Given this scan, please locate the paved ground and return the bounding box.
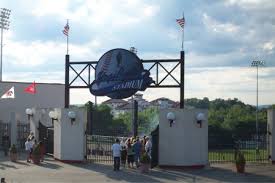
[1,152,275,183]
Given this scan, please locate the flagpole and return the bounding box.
[66,19,69,55]
[34,81,38,108]
[181,12,184,51]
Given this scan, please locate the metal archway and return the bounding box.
[64,51,185,108]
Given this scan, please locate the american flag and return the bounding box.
[176,17,185,28]
[63,22,69,36]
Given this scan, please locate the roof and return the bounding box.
[0,81,64,85]
[102,99,128,104]
[134,93,143,96]
[116,103,133,110]
[150,97,176,104]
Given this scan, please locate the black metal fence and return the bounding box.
[86,134,126,163]
[0,121,11,150]
[17,123,30,150]
[209,136,270,163]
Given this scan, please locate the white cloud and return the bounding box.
[203,13,239,34]
[4,37,102,67]
[262,41,274,54]
[3,71,64,83]
[225,0,275,10]
[5,40,63,66]
[186,51,244,67]
[31,0,159,28]
[31,0,70,17]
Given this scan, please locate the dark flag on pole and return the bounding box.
[176,13,185,51]
[63,20,69,54]
[176,17,185,29]
[63,22,69,36]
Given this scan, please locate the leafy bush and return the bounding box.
[9,144,17,153]
[235,151,246,165]
[140,153,150,164]
[32,144,40,156]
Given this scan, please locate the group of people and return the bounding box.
[24,132,45,163]
[112,136,152,171]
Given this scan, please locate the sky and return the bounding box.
[1,0,275,105]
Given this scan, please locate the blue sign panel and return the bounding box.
[90,48,154,99]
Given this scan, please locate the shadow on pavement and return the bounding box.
[0,162,17,170]
[70,163,197,182]
[38,161,63,170]
[70,162,275,182]
[158,164,275,182]
[14,161,31,166]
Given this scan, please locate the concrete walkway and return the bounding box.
[1,152,275,182]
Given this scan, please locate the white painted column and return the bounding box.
[29,108,39,140]
[159,109,208,168]
[54,108,85,162]
[10,112,17,146]
[267,109,275,164]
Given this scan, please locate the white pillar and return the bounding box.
[10,112,17,146]
[267,109,275,164]
[29,108,39,140]
[159,109,208,168]
[54,108,85,162]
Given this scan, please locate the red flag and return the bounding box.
[24,82,36,94]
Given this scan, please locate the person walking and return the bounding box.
[111,139,122,171]
[145,136,152,159]
[127,141,135,168]
[39,141,45,162]
[25,138,33,163]
[120,145,127,168]
[133,137,142,168]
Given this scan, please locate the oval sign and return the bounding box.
[90,48,154,99]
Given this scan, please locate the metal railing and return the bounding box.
[209,139,270,163]
[86,134,127,163]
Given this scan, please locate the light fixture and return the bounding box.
[0,8,11,81]
[68,111,76,125]
[49,111,58,125]
[166,112,176,127]
[196,113,205,128]
[251,60,265,147]
[25,108,33,121]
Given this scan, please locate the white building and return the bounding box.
[0,81,65,123]
[150,97,177,109]
[101,93,151,117]
[127,93,150,109]
[0,81,65,149]
[101,99,128,117]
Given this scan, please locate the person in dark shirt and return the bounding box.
[133,137,142,168]
[120,145,127,168]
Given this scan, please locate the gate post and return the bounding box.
[86,101,93,135]
[65,54,70,108]
[132,100,138,137]
[267,109,275,164]
[180,51,185,109]
[10,112,17,147]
